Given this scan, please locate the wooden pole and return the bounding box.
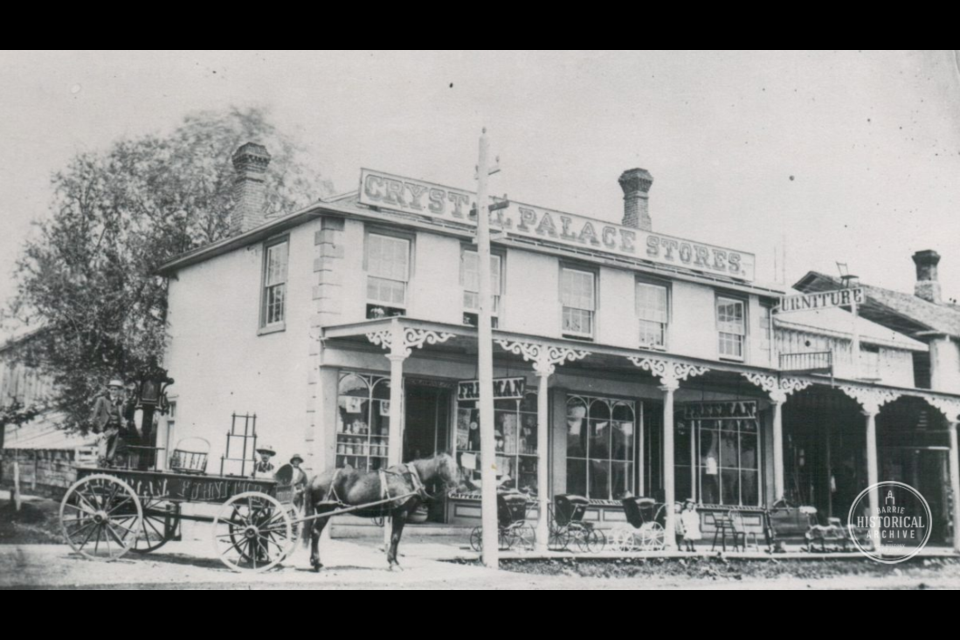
[476,128,498,569]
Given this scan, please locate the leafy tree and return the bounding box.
[9,106,330,433]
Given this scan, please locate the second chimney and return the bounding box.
[618,168,654,231]
[230,142,272,235]
[912,250,942,304]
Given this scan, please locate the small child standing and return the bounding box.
[680,499,702,552]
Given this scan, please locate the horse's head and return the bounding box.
[432,452,460,494]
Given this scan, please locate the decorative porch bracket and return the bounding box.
[838,385,902,416]
[741,373,812,404]
[496,340,590,375]
[923,396,960,423]
[365,324,456,358]
[627,356,710,388]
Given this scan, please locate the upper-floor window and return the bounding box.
[717,296,746,361]
[561,267,596,340]
[636,281,668,350]
[461,249,502,327]
[366,232,410,317]
[261,238,288,329]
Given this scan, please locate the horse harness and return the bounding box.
[380,463,430,505]
[321,463,429,512]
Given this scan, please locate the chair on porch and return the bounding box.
[711,510,744,552]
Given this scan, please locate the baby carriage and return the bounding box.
[470,491,535,552]
[548,494,606,553]
[611,496,668,552]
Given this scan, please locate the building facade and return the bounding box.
[157,144,960,549]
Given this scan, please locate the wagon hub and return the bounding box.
[93,511,109,524]
[244,525,259,539]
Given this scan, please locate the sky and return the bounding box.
[1,50,959,339]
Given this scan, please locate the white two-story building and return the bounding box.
[156,143,960,547]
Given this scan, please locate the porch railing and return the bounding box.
[779,351,833,375]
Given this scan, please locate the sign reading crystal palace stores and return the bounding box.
[359,169,756,282]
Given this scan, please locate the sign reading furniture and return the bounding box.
[778,288,865,313]
[359,169,757,282]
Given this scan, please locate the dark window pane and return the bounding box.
[589,459,610,500]
[721,469,740,506]
[742,471,759,506]
[567,458,587,497]
[740,434,758,471]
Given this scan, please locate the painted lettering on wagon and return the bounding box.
[359,169,756,282]
[128,477,268,502]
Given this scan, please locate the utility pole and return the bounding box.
[476,128,498,569]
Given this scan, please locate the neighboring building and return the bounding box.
[0,329,96,497]
[156,143,960,549]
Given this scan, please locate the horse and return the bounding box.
[302,452,460,571]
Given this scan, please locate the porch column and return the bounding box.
[497,340,590,553]
[864,409,881,553]
[630,357,709,553]
[772,399,785,502]
[535,370,550,552]
[385,322,407,549]
[661,381,679,551]
[949,421,960,553]
[740,374,811,505]
[365,319,455,550]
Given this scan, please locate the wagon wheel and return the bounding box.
[640,522,665,551]
[577,527,606,553]
[469,527,482,552]
[611,526,636,552]
[60,474,143,561]
[213,492,296,573]
[130,497,181,553]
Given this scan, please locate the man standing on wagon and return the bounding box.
[92,379,126,467]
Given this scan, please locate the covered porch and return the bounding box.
[318,317,960,555]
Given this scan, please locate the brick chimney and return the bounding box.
[230,142,271,234]
[618,168,653,231]
[912,250,942,304]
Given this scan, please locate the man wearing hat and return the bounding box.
[289,453,308,511]
[254,444,276,477]
[92,379,126,466]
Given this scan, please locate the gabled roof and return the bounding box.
[794,272,960,339]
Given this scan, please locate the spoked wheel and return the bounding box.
[640,523,665,551]
[60,474,143,561]
[498,527,516,550]
[469,527,482,552]
[512,524,537,553]
[213,492,296,573]
[131,497,180,553]
[549,526,570,551]
[611,526,636,552]
[576,527,606,553]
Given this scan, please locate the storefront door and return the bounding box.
[404,383,451,523]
